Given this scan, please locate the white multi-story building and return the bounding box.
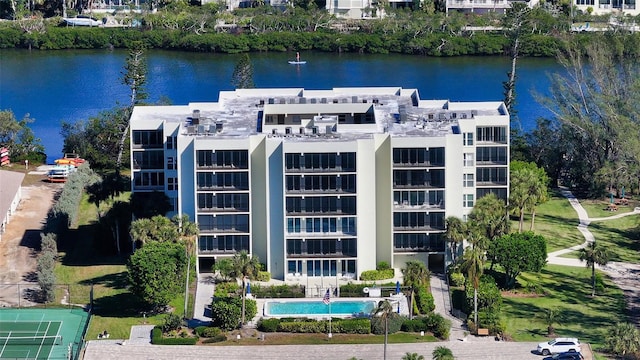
[446,0,540,14]
[129,87,509,280]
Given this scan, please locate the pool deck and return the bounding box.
[193,271,411,327]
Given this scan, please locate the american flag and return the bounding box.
[322,288,331,305]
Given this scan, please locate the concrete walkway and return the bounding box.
[547,187,640,326]
[189,273,216,328]
[547,187,640,267]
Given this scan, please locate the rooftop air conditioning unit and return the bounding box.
[285,127,292,135]
[192,110,200,125]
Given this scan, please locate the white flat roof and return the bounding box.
[130,87,509,141]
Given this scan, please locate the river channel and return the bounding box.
[0,49,562,161]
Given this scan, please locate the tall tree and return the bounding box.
[488,232,547,288]
[372,299,394,360]
[231,53,255,89]
[0,110,44,162]
[231,250,260,326]
[509,161,549,232]
[537,35,640,196]
[130,215,180,249]
[127,241,186,310]
[502,2,532,117]
[445,216,466,262]
[118,42,148,173]
[460,246,485,326]
[467,193,509,251]
[579,241,611,297]
[173,214,199,319]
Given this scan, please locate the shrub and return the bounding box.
[401,318,426,332]
[360,269,394,281]
[201,334,227,343]
[151,326,197,345]
[250,284,305,298]
[214,281,240,298]
[210,299,242,330]
[162,313,182,333]
[424,313,450,340]
[257,318,280,332]
[449,272,465,287]
[415,285,435,314]
[464,275,502,314]
[332,318,371,334]
[371,313,405,335]
[256,271,271,282]
[201,327,222,338]
[278,320,326,333]
[377,261,390,270]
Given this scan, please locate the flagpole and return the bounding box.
[328,286,332,338]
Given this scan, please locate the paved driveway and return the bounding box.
[85,341,544,360]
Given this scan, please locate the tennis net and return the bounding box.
[0,335,62,346]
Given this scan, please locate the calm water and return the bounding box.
[265,299,377,316]
[0,49,562,162]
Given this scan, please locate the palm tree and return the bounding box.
[579,241,611,297]
[432,346,454,360]
[372,299,394,360]
[173,215,198,319]
[605,322,640,357]
[528,166,549,231]
[445,216,466,262]
[459,246,485,327]
[231,250,260,326]
[402,352,425,360]
[537,307,561,336]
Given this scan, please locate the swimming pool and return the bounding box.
[264,299,377,318]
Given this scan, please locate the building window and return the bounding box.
[463,132,474,146]
[166,136,176,149]
[168,177,178,191]
[463,174,474,187]
[463,194,474,208]
[477,126,507,143]
[167,157,175,170]
[463,153,474,167]
[132,130,163,148]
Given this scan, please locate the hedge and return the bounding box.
[360,269,395,281]
[400,314,450,340]
[271,318,371,334]
[151,327,198,345]
[250,284,305,298]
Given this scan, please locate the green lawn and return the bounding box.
[588,216,640,263]
[502,264,626,353]
[520,192,584,252]
[55,193,196,340]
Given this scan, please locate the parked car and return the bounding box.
[549,352,585,360]
[537,338,581,355]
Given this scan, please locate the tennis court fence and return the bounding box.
[0,283,93,309]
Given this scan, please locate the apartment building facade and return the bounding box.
[129,87,509,280]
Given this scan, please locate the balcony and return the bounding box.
[393,224,446,231]
[393,201,445,210]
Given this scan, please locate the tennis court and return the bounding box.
[0,308,90,360]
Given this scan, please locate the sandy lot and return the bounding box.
[0,182,61,306]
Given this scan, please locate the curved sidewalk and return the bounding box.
[547,187,640,267]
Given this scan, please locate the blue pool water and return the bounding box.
[265,300,377,317]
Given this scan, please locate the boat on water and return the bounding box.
[62,16,103,27]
